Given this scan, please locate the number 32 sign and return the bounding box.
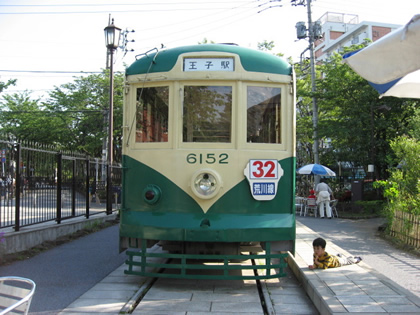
[244,159,284,201]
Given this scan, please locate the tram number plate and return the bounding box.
[249,159,279,179]
[186,153,229,164]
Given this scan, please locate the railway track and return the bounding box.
[123,257,318,314]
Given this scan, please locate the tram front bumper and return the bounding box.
[120,212,295,243]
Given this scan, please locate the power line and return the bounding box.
[0,1,252,7]
[139,5,257,45]
[0,110,104,114]
[0,70,103,74]
[0,1,257,15]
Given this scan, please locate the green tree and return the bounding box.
[0,78,16,94]
[0,71,124,162]
[0,92,63,143]
[257,40,275,51]
[375,136,420,235]
[407,107,420,140]
[294,58,316,168]
[198,38,215,44]
[314,48,418,179]
[46,71,124,161]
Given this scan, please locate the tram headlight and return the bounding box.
[191,169,222,199]
[143,184,161,205]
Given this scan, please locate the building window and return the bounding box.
[351,35,359,44]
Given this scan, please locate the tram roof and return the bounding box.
[126,44,292,76]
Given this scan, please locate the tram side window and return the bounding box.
[183,86,232,143]
[136,87,169,142]
[247,86,281,144]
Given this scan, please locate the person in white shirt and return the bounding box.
[315,180,334,218]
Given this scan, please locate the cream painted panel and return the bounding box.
[129,148,290,213]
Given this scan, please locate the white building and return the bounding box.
[314,12,401,62]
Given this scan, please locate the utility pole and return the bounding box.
[306,0,319,166]
[294,0,322,184]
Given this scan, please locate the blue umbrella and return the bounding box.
[297,164,336,176]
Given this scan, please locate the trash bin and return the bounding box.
[351,180,363,211]
[351,180,363,201]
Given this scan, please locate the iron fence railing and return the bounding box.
[0,140,121,231]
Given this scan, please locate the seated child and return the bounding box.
[308,237,362,270]
[308,189,316,200]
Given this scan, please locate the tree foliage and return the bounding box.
[295,43,419,179]
[0,71,124,162]
[0,92,63,144]
[375,136,420,224]
[0,79,16,94]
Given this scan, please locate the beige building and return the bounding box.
[314,12,401,62]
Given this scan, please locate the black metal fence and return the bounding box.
[0,140,121,231]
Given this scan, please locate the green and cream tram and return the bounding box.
[120,44,296,279]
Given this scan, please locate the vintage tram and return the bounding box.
[120,44,296,279]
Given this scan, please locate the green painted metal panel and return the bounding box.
[126,44,292,76]
[120,155,295,242]
[120,213,294,242]
[124,240,288,280]
[121,155,202,214]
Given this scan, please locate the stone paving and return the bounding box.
[290,221,420,314]
[58,245,316,314]
[56,220,420,314]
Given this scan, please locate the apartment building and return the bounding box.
[314,12,401,62]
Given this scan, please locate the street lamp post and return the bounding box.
[104,18,121,214]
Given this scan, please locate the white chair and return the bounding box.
[330,199,339,218]
[303,198,317,217]
[295,197,305,216]
[0,277,36,315]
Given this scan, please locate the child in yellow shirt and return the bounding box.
[309,237,362,269]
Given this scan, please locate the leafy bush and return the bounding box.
[354,200,385,214]
[375,136,420,224]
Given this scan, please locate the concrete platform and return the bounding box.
[55,220,420,314]
[3,216,420,314]
[288,221,420,314]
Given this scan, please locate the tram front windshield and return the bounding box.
[134,85,281,145]
[183,86,232,143]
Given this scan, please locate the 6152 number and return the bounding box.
[186,153,228,164]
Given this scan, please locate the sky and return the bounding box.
[0,0,419,101]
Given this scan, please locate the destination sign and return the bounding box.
[184,58,234,72]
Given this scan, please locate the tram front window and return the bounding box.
[136,87,169,142]
[183,86,232,143]
[247,86,281,144]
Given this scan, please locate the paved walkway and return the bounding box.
[290,221,420,314]
[2,216,420,314]
[58,244,318,315]
[298,215,420,299]
[56,221,420,314]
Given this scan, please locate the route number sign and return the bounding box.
[249,159,279,179]
[244,159,284,201]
